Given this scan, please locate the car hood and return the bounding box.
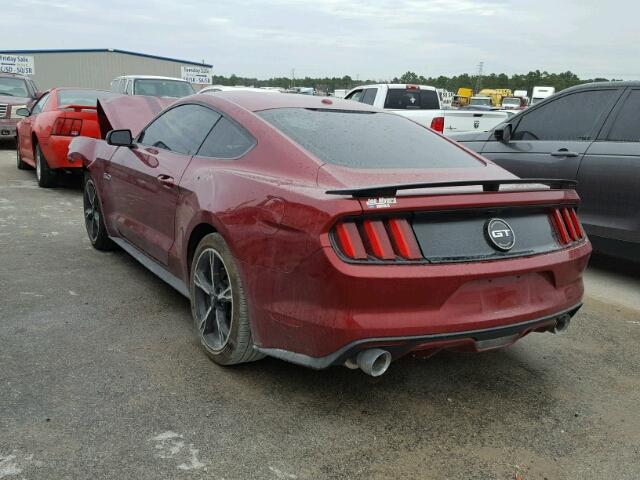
[97,95,176,138]
[0,94,31,105]
[447,130,493,142]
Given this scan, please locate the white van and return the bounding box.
[530,86,556,105]
[110,75,195,98]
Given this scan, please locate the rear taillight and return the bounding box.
[52,118,83,136]
[551,207,585,245]
[333,218,422,262]
[430,116,445,133]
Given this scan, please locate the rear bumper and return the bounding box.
[0,118,17,138]
[40,136,81,169]
[257,303,582,369]
[247,239,591,360]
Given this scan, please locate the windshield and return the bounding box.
[257,108,481,169]
[502,98,520,106]
[384,88,440,109]
[470,97,491,106]
[134,79,195,97]
[57,89,120,106]
[0,77,29,97]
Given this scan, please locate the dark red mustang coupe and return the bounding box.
[69,92,591,376]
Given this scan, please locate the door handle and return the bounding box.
[157,174,175,187]
[550,149,579,158]
[103,172,111,181]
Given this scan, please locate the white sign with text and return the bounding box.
[0,55,35,75]
[181,65,212,84]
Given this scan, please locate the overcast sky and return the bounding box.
[3,0,639,80]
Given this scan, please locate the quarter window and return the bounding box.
[139,104,221,155]
[197,117,255,159]
[607,90,640,142]
[512,90,617,141]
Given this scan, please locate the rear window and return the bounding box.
[134,79,195,98]
[384,88,439,110]
[57,89,120,106]
[257,108,481,169]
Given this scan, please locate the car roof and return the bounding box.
[562,80,640,92]
[0,72,31,80]
[353,84,437,91]
[194,91,379,113]
[113,75,188,81]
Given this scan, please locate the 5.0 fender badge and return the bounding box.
[366,197,397,209]
[485,218,516,251]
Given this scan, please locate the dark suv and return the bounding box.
[450,81,640,262]
[0,73,40,143]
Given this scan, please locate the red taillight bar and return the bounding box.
[387,218,422,259]
[568,208,583,238]
[362,220,395,260]
[335,222,367,259]
[551,209,570,244]
[561,208,578,241]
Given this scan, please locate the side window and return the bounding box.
[139,104,221,155]
[197,117,255,159]
[512,90,618,141]
[126,80,134,95]
[607,90,640,142]
[345,89,364,102]
[30,92,50,115]
[361,88,377,105]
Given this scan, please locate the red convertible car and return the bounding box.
[15,88,119,187]
[69,92,591,376]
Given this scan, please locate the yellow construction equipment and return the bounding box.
[453,87,473,107]
[477,89,513,107]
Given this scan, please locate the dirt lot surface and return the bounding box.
[1,146,638,479]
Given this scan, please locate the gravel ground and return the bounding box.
[1,145,638,480]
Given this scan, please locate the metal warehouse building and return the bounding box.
[0,49,212,90]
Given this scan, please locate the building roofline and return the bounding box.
[0,49,212,68]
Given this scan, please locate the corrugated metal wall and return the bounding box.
[26,51,202,90]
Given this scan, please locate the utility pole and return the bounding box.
[475,61,484,94]
[291,68,295,88]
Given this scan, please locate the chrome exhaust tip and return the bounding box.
[356,349,392,377]
[551,314,571,334]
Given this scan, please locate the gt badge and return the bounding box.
[473,120,480,129]
[485,218,515,251]
[366,197,397,209]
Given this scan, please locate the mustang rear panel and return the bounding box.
[412,207,560,262]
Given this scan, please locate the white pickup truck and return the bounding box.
[344,84,509,135]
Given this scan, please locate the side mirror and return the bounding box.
[15,108,30,117]
[494,123,512,143]
[106,129,134,147]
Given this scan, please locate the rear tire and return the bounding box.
[190,233,264,366]
[16,137,30,170]
[83,173,115,251]
[35,144,57,188]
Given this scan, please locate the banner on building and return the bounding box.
[181,65,212,84]
[0,55,35,75]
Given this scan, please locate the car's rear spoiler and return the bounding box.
[59,104,97,111]
[325,179,577,198]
